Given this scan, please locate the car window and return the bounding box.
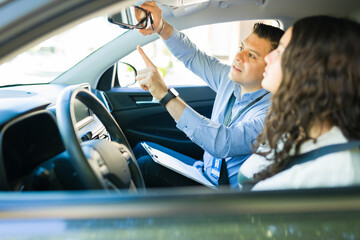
[0,16,125,87]
[121,19,281,87]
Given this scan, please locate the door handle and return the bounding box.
[135,97,160,106]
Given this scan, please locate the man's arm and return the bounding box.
[138,1,228,92]
[137,46,269,157]
[176,105,269,157]
[136,46,186,120]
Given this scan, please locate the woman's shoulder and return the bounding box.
[299,126,348,153]
[237,146,273,190]
[252,139,360,191]
[239,153,271,179]
[251,127,360,191]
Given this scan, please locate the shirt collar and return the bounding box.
[233,85,269,102]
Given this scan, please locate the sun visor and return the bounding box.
[213,0,265,8]
[168,2,209,17]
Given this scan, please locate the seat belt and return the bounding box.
[241,140,360,191]
[285,140,360,170]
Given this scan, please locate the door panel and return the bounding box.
[105,86,216,159]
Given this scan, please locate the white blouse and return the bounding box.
[238,126,360,191]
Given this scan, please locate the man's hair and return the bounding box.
[252,23,284,51]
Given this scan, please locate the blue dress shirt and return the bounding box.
[164,28,271,188]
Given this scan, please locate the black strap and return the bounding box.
[218,158,230,185]
[285,140,360,170]
[219,91,269,185]
[223,92,269,127]
[241,140,360,192]
[223,93,236,126]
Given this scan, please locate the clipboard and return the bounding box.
[141,142,217,189]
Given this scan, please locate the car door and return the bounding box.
[93,29,217,159]
[102,77,215,160]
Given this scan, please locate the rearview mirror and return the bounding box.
[108,6,148,29]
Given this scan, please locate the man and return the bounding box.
[134,1,284,188]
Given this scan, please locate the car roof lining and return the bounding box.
[1,0,359,87]
[54,0,360,88]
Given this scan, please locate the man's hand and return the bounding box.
[138,1,173,39]
[136,45,168,100]
[139,1,163,35]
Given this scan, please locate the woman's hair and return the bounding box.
[253,16,360,181]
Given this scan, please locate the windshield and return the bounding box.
[0,16,125,87]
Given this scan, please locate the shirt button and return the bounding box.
[183,126,188,131]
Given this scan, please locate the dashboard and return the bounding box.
[0,83,111,191]
[1,111,64,190]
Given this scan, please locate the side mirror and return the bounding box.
[108,6,148,29]
[117,62,137,87]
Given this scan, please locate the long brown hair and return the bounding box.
[253,16,360,181]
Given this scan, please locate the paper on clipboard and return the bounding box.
[141,142,216,189]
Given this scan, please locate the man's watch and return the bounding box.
[159,88,179,106]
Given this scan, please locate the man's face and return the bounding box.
[228,33,272,90]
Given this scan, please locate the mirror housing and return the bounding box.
[117,62,137,87]
[108,6,148,29]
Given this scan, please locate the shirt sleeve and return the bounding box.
[176,105,267,158]
[164,28,229,92]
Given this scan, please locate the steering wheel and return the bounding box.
[56,85,145,191]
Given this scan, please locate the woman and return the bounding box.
[238,16,360,190]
